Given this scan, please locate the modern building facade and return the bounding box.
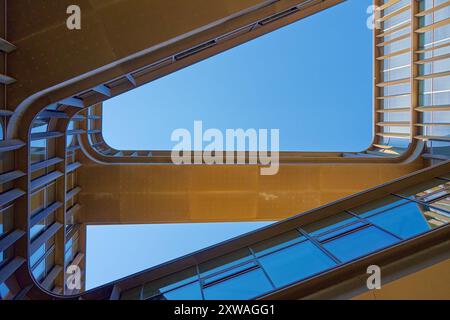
[0,0,448,300]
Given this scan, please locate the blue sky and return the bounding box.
[86,0,373,290]
[103,0,373,152]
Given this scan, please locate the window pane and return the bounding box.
[30,244,46,267]
[142,267,198,299]
[0,206,13,238]
[32,260,46,281]
[323,226,399,262]
[396,179,450,202]
[151,282,202,300]
[349,195,410,218]
[30,220,45,241]
[302,212,358,236]
[420,207,450,228]
[199,248,252,277]
[366,201,431,239]
[203,262,258,286]
[203,267,272,300]
[258,240,336,288]
[0,283,12,300]
[430,195,450,213]
[251,230,306,257]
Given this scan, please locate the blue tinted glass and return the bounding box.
[30,244,45,267]
[349,196,410,218]
[142,267,198,299]
[199,248,252,277]
[323,226,399,262]
[303,212,358,237]
[317,221,367,242]
[32,260,45,281]
[203,268,273,300]
[367,202,430,239]
[65,250,74,265]
[0,283,11,299]
[159,282,203,300]
[252,230,306,257]
[65,238,73,253]
[30,222,45,241]
[259,240,336,288]
[204,262,257,286]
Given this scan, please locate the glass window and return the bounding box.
[30,243,46,267]
[366,201,431,239]
[0,247,13,269]
[349,195,410,218]
[430,194,450,212]
[32,260,46,281]
[30,139,46,164]
[0,206,13,238]
[142,267,198,299]
[203,267,272,300]
[258,240,336,288]
[150,282,203,300]
[322,226,399,262]
[420,206,450,228]
[251,230,305,257]
[203,261,258,286]
[316,221,367,242]
[30,219,45,241]
[199,248,252,277]
[0,283,12,300]
[302,212,358,237]
[396,179,450,202]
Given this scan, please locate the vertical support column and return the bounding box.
[1,0,6,116]
[410,0,420,146]
[373,0,382,145]
[53,112,69,294]
[14,106,33,290]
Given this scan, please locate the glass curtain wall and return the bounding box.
[120,175,449,300]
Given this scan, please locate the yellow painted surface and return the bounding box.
[353,259,450,300]
[7,0,307,106]
[79,157,424,224]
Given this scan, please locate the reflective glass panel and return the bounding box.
[323,226,399,262]
[32,260,46,281]
[259,240,336,288]
[203,267,272,300]
[396,179,450,202]
[349,195,410,218]
[251,230,306,257]
[142,267,198,299]
[151,281,203,300]
[302,212,358,237]
[199,248,252,277]
[0,283,12,300]
[366,201,431,239]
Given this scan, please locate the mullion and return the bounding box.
[345,210,403,241]
[248,247,276,290]
[196,264,205,300]
[307,219,368,240]
[392,193,450,214]
[296,228,341,264]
